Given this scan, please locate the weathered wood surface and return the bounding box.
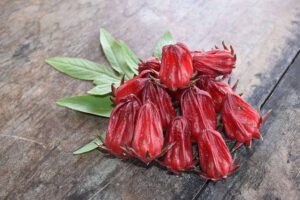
[198,52,300,200]
[0,0,300,199]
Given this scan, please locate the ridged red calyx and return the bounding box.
[181,85,217,141]
[197,129,238,181]
[112,70,150,103]
[198,78,237,112]
[221,93,271,150]
[141,80,176,130]
[104,95,141,157]
[160,43,193,90]
[138,57,161,73]
[192,42,236,77]
[130,101,164,164]
[161,117,195,173]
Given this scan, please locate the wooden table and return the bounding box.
[1,1,300,199]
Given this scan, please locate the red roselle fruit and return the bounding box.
[142,80,176,130]
[181,85,217,141]
[221,93,271,150]
[192,42,236,77]
[138,57,161,73]
[129,101,164,164]
[103,95,141,157]
[160,43,193,90]
[198,77,238,112]
[197,129,239,181]
[112,70,151,103]
[160,117,195,173]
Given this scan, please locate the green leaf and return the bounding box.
[100,29,123,73]
[73,133,106,155]
[100,28,139,78]
[46,57,120,81]
[73,138,101,154]
[56,95,114,117]
[153,31,176,58]
[88,84,113,95]
[120,41,139,65]
[89,74,121,95]
[119,41,139,74]
[93,74,121,85]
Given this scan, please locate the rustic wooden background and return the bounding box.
[1,0,300,199]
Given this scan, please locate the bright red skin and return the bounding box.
[105,95,141,157]
[141,81,176,130]
[181,85,217,141]
[192,49,236,77]
[132,101,164,164]
[162,117,194,173]
[197,129,238,181]
[221,93,261,146]
[160,43,193,90]
[198,78,233,112]
[112,70,150,103]
[138,57,161,73]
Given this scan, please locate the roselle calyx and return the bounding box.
[197,129,238,181]
[141,80,176,130]
[198,77,238,112]
[221,93,271,150]
[160,117,195,173]
[129,101,164,164]
[103,95,141,157]
[181,85,217,141]
[112,70,151,103]
[138,57,161,73]
[160,43,193,90]
[192,42,236,77]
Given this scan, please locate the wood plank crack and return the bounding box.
[259,49,300,109]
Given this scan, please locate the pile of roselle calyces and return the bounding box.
[98,42,271,181]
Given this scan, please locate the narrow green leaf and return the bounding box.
[73,133,106,155]
[93,74,121,85]
[46,57,120,81]
[89,74,121,95]
[119,41,139,74]
[56,95,114,117]
[100,29,123,73]
[73,138,101,154]
[154,31,176,58]
[88,84,113,95]
[100,28,139,78]
[120,41,139,64]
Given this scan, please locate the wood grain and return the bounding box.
[0,0,300,199]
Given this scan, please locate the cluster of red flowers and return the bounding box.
[99,42,270,181]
